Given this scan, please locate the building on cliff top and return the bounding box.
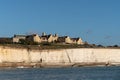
[57,36,73,44]
[41,33,58,43]
[57,36,83,44]
[26,34,41,43]
[13,35,26,43]
[12,33,84,45]
[71,38,84,44]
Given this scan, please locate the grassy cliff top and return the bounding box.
[0,43,120,50]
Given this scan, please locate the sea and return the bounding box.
[0,66,120,80]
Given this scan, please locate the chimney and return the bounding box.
[55,34,58,37]
[42,32,46,36]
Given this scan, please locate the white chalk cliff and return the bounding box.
[0,46,120,67]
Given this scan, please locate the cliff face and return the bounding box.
[0,46,120,67]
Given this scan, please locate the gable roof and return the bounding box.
[14,35,26,37]
[57,36,68,42]
[71,38,80,41]
[26,34,38,38]
[41,34,52,39]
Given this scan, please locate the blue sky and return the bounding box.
[0,0,120,45]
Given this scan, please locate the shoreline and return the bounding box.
[0,62,119,68]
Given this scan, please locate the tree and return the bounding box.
[113,45,119,47]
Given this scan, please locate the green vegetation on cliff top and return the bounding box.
[0,42,119,50]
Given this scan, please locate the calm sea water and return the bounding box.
[0,66,120,80]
